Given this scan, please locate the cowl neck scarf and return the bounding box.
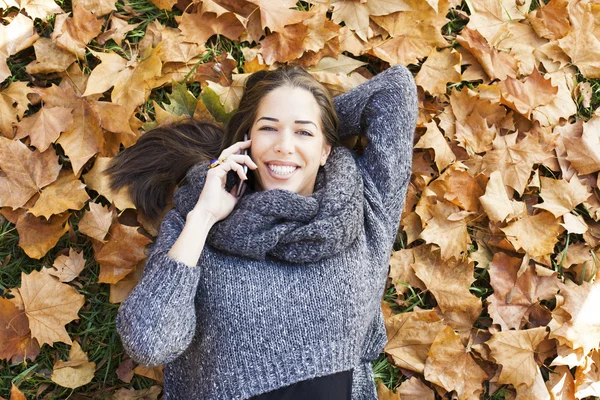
[174,146,364,263]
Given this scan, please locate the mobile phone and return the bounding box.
[236,133,249,197]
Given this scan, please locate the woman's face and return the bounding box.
[249,85,332,196]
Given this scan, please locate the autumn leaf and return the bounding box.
[78,201,115,242]
[178,10,245,47]
[134,364,163,382]
[94,221,152,284]
[205,73,250,114]
[19,0,63,20]
[428,164,484,212]
[27,169,89,219]
[111,386,162,400]
[487,327,548,388]
[0,81,32,138]
[563,116,600,175]
[415,48,461,96]
[414,121,456,173]
[501,211,564,258]
[384,309,446,374]
[260,22,309,65]
[487,252,559,330]
[499,68,558,119]
[47,248,86,282]
[19,269,85,346]
[25,37,76,75]
[0,137,61,209]
[479,171,524,223]
[397,377,435,400]
[418,200,472,261]
[14,106,73,152]
[0,298,31,361]
[549,279,600,356]
[51,2,104,58]
[0,13,39,83]
[456,27,517,81]
[9,384,26,400]
[526,0,570,40]
[574,350,600,398]
[424,326,488,399]
[51,341,96,389]
[557,11,600,78]
[533,177,590,218]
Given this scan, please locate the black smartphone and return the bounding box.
[236,133,249,198]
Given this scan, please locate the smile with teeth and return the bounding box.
[267,164,298,176]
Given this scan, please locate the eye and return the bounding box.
[259,126,276,131]
[297,130,313,137]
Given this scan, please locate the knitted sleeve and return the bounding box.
[333,64,418,217]
[116,208,203,366]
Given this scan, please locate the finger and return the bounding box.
[220,138,252,159]
[226,154,258,169]
[222,159,248,181]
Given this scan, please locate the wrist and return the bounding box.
[187,207,218,226]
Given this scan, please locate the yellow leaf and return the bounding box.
[27,169,89,219]
[82,157,136,211]
[51,341,96,389]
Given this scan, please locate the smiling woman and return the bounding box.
[106,64,418,400]
[250,86,332,195]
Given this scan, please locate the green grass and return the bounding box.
[0,216,157,399]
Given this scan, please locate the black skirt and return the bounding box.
[248,369,353,400]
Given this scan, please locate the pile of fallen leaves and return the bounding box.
[0,0,599,398]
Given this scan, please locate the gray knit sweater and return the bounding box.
[116,65,418,399]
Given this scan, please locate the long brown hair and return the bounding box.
[106,65,340,220]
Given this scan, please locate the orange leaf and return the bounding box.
[534,177,590,218]
[499,68,558,119]
[15,106,73,152]
[179,11,244,46]
[415,48,461,96]
[397,377,435,399]
[82,157,135,211]
[27,169,89,219]
[417,201,472,261]
[78,202,115,242]
[501,211,565,258]
[0,298,30,361]
[19,270,85,347]
[563,116,600,175]
[15,211,71,259]
[0,81,33,138]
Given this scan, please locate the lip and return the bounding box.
[265,164,299,180]
[265,161,300,167]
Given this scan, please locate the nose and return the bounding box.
[273,129,295,155]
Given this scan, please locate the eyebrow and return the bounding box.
[257,116,317,129]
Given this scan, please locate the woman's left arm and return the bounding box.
[333,65,418,216]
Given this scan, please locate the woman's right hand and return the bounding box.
[191,138,257,222]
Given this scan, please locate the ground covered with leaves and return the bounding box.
[0,0,599,399]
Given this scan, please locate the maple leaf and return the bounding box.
[456,27,517,81]
[205,73,250,114]
[481,132,550,195]
[260,22,309,65]
[301,4,340,54]
[19,270,85,347]
[487,327,548,388]
[549,279,600,356]
[109,260,144,304]
[179,10,245,47]
[464,0,530,45]
[501,211,564,258]
[78,202,115,242]
[112,386,162,400]
[418,200,472,261]
[47,248,86,283]
[83,51,131,97]
[415,48,461,96]
[14,211,71,259]
[97,15,141,46]
[370,0,448,66]
[563,116,600,175]
[19,0,63,19]
[533,177,590,218]
[95,221,152,284]
[487,252,559,330]
[384,309,446,374]
[389,248,426,297]
[412,245,482,335]
[0,137,61,209]
[479,171,524,223]
[82,157,135,210]
[78,0,117,16]
[148,0,176,10]
[0,81,32,138]
[414,121,456,173]
[26,169,89,219]
[51,341,96,389]
[14,106,73,152]
[546,365,575,400]
[428,164,484,212]
[499,68,558,119]
[557,12,600,78]
[531,69,578,127]
[0,13,39,82]
[397,377,435,400]
[424,326,488,399]
[51,2,104,58]
[9,384,26,400]
[56,98,104,175]
[526,0,570,40]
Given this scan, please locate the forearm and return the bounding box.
[168,208,217,267]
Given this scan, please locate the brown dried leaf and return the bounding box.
[15,211,71,259]
[414,121,456,173]
[557,12,600,78]
[397,377,435,400]
[0,13,39,82]
[25,37,76,75]
[259,22,309,65]
[384,309,446,374]
[0,137,61,209]
[487,327,548,388]
[51,2,104,58]
[563,116,600,175]
[0,297,30,361]
[82,157,136,211]
[20,270,85,346]
[51,341,96,389]
[418,201,472,261]
[456,27,517,81]
[424,326,487,399]
[534,177,590,217]
[27,169,89,219]
[499,69,558,119]
[0,81,33,138]
[415,48,461,96]
[15,106,73,152]
[179,10,244,46]
[79,202,115,242]
[501,211,565,258]
[47,248,86,283]
[95,221,152,284]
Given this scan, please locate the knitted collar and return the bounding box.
[174,146,364,263]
